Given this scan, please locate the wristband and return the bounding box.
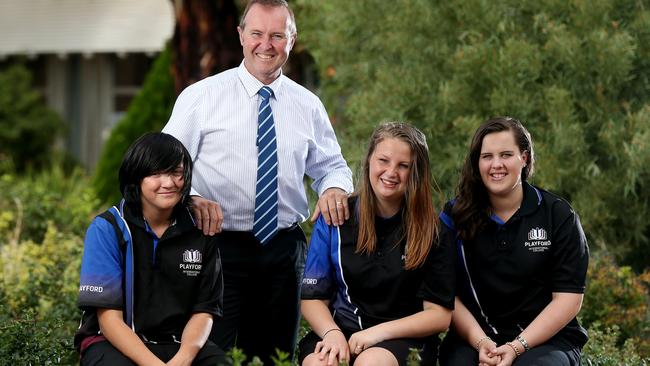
[321,328,342,338]
[506,341,521,357]
[516,335,530,351]
[474,336,492,351]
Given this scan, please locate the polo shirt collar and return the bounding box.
[237,61,284,100]
[121,201,195,235]
[518,181,542,217]
[489,182,541,225]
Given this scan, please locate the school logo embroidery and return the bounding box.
[183,249,202,263]
[180,249,203,276]
[527,227,547,240]
[524,227,551,253]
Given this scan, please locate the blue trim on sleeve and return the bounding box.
[301,216,335,297]
[108,202,135,330]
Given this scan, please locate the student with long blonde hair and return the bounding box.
[299,122,455,366]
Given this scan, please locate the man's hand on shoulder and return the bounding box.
[310,188,350,226]
[191,196,223,236]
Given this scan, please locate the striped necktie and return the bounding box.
[253,86,278,245]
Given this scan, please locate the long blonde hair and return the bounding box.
[355,122,438,270]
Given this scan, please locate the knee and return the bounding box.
[302,353,330,366]
[353,348,398,366]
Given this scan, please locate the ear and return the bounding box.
[237,26,245,46]
[522,150,529,166]
[288,33,297,51]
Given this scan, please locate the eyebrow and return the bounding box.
[480,150,515,155]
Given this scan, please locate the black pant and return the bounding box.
[439,331,582,366]
[80,340,225,365]
[210,225,307,365]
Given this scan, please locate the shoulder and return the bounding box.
[439,199,456,230]
[534,185,577,219]
[279,76,325,108]
[177,68,240,101]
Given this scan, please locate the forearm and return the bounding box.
[516,292,583,349]
[301,299,339,337]
[171,312,214,365]
[450,297,495,348]
[97,309,164,366]
[373,301,451,340]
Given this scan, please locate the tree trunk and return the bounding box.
[170,0,241,96]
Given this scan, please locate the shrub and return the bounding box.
[0,309,75,365]
[0,224,82,321]
[0,224,82,364]
[582,254,650,357]
[0,63,66,172]
[0,167,99,244]
[582,323,649,365]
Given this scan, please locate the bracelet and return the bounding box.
[506,341,521,357]
[321,328,342,338]
[474,336,492,351]
[516,335,530,351]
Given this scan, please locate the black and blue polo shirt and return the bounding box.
[440,182,589,346]
[75,200,223,349]
[301,197,455,332]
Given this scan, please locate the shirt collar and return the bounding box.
[518,181,542,216]
[237,61,284,100]
[122,201,195,234]
[488,181,541,225]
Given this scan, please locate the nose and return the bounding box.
[386,165,398,176]
[259,36,273,49]
[492,156,505,167]
[159,173,175,186]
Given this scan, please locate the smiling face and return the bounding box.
[140,165,185,219]
[478,130,528,201]
[238,3,295,84]
[369,137,413,217]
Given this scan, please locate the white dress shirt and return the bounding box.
[163,62,353,231]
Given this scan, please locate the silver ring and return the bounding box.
[336,201,343,206]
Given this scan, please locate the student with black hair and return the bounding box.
[74,132,225,366]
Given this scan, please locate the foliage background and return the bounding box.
[295,0,650,271]
[1,0,649,364]
[0,64,66,172]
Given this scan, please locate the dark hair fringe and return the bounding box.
[118,132,193,214]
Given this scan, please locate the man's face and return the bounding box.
[238,4,296,85]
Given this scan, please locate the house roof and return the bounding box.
[0,0,175,57]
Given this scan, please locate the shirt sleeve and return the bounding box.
[550,200,589,293]
[78,217,124,310]
[192,236,224,319]
[162,84,205,197]
[305,99,353,196]
[301,216,337,299]
[417,218,457,310]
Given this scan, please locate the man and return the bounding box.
[162,0,353,363]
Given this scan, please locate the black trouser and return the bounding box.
[209,225,307,365]
[80,340,225,365]
[439,330,582,366]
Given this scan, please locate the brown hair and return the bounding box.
[452,116,535,241]
[239,0,296,34]
[355,122,438,270]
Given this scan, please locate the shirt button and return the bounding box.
[501,241,506,246]
[377,251,383,257]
